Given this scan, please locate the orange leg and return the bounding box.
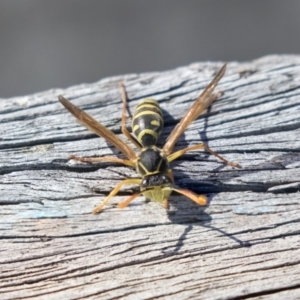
[173,188,207,206]
[119,83,142,149]
[117,192,143,209]
[163,198,169,209]
[69,154,136,167]
[93,178,142,214]
[167,143,240,168]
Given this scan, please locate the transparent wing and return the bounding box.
[58,95,137,160]
[163,64,227,155]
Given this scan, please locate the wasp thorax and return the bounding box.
[136,148,169,176]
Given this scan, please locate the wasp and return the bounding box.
[58,64,239,214]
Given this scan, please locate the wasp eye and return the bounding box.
[161,175,170,183]
[142,178,149,186]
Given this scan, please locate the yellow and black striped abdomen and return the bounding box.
[132,99,164,147]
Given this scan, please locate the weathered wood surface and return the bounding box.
[1,55,300,299]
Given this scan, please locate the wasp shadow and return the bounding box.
[160,104,250,254]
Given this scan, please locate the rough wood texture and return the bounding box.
[1,55,300,299]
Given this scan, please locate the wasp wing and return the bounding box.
[163,64,227,155]
[58,95,137,160]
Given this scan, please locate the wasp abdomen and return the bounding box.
[132,99,163,147]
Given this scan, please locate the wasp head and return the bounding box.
[140,173,173,203]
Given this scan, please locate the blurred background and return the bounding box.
[1,0,300,98]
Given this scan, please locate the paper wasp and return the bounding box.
[58,64,239,214]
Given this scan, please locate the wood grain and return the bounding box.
[1,55,300,299]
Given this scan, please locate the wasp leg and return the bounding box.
[119,83,142,149]
[93,178,142,214]
[69,154,136,167]
[173,188,207,206]
[118,191,143,209]
[167,143,240,168]
[163,198,169,209]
